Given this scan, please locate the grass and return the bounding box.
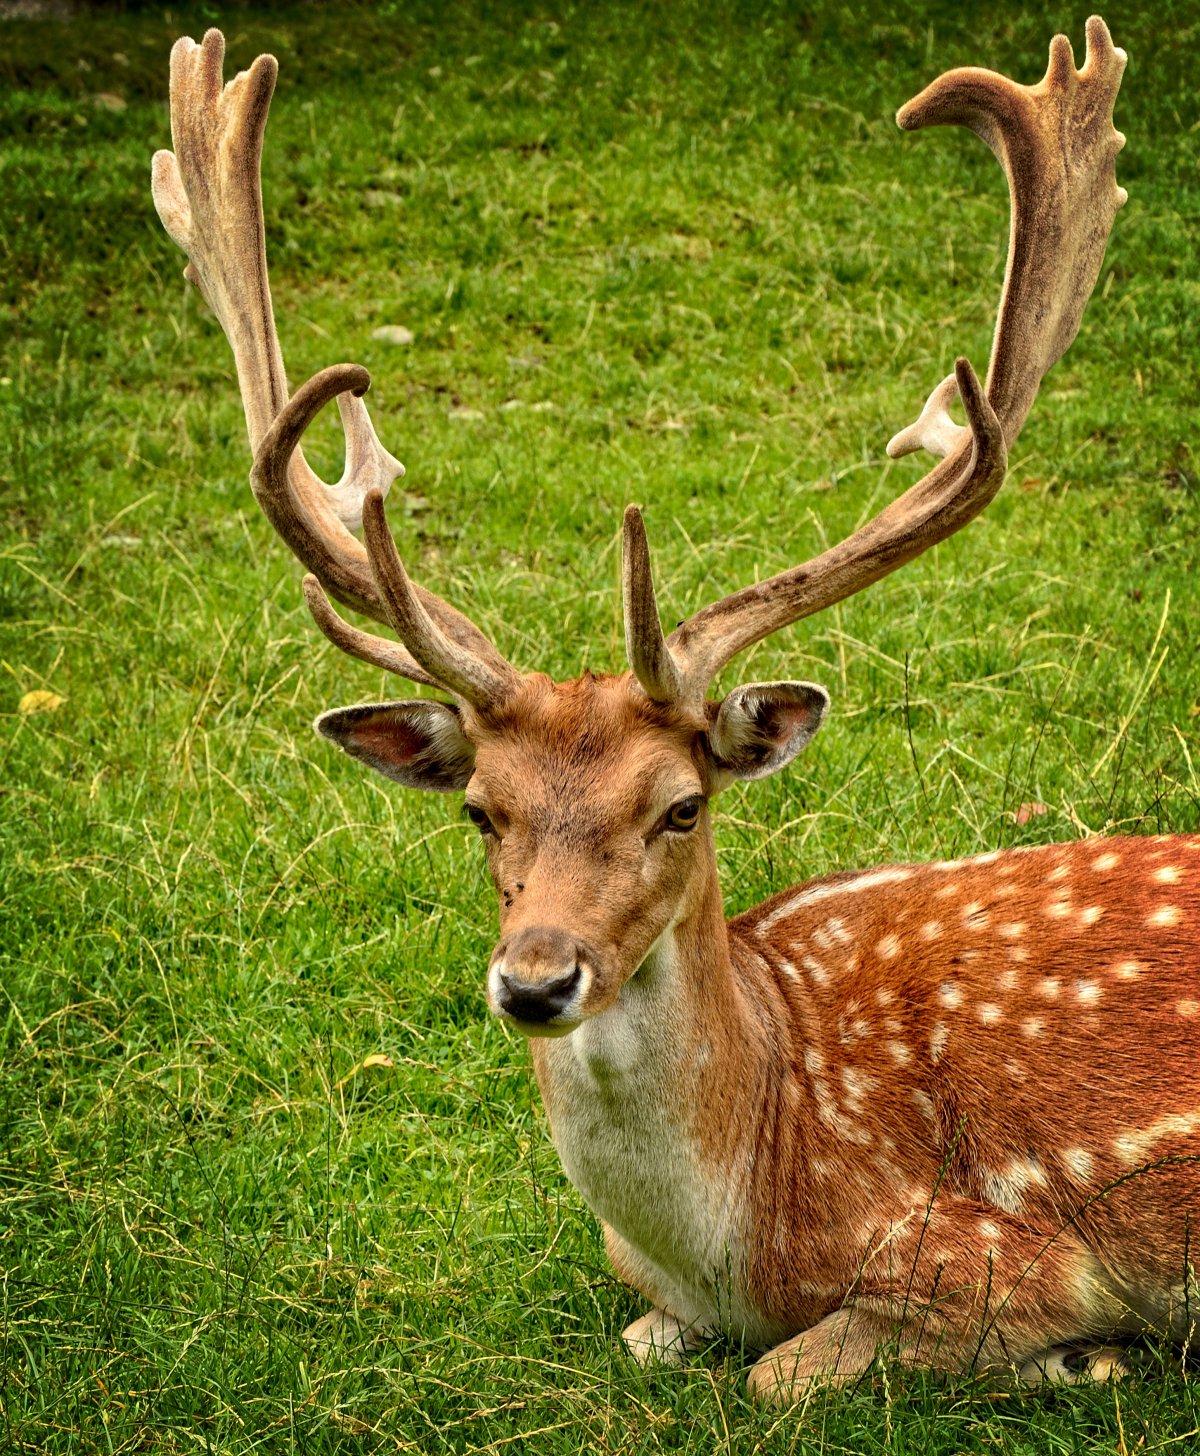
[1,0,1198,1449]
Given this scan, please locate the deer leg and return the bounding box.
[1017,1344,1132,1386]
[750,1196,1136,1402]
[603,1223,712,1366]
[622,1308,708,1366]
[747,1306,898,1399]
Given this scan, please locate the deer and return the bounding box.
[151,19,1200,1402]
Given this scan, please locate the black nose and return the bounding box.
[496,964,583,1024]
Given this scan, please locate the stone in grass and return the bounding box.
[371,325,415,346]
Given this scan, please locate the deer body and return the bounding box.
[149,16,1199,1401]
[506,676,1200,1381]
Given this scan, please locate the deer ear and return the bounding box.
[315,700,475,791]
[707,681,829,782]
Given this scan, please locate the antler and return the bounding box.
[151,29,516,706]
[626,16,1126,706]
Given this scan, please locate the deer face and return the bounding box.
[317,672,828,1036]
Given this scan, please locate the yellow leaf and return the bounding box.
[336,1053,395,1090]
[19,690,64,715]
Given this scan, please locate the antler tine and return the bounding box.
[150,30,403,540]
[359,490,521,710]
[154,28,516,694]
[622,507,684,704]
[254,366,520,700]
[303,575,443,690]
[890,13,1128,458]
[662,359,1005,697]
[643,17,1124,705]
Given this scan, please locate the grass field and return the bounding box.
[2,0,1198,1450]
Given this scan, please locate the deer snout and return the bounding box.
[488,927,594,1033]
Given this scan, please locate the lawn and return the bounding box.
[1,0,1198,1450]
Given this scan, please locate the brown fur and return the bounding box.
[462,674,1199,1394]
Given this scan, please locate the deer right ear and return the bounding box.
[314,700,475,791]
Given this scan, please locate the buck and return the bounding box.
[153,20,1200,1400]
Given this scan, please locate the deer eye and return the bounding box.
[664,796,704,833]
[465,803,496,836]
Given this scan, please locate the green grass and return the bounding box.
[2,0,1198,1449]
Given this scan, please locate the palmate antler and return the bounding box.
[625,15,1127,705]
[151,30,519,705]
[153,20,1125,715]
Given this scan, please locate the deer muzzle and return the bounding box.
[488,926,596,1035]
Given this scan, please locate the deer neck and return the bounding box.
[529,839,772,1313]
[533,837,755,1097]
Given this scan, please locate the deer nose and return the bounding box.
[496,964,583,1024]
[490,927,592,1026]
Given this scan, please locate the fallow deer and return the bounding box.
[152,20,1200,1401]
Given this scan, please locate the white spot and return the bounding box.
[877,934,901,960]
[1112,959,1142,981]
[999,968,1018,991]
[813,925,833,951]
[919,920,942,943]
[1075,980,1101,1005]
[1022,1016,1044,1039]
[911,1089,936,1124]
[1149,906,1181,929]
[886,1040,913,1067]
[1155,866,1182,884]
[1080,906,1104,927]
[803,1046,825,1075]
[1092,852,1120,871]
[1178,1000,1200,1018]
[825,916,853,946]
[756,867,914,930]
[812,1077,836,1118]
[1045,899,1073,919]
[874,988,895,1008]
[930,1023,949,1063]
[1062,1147,1095,1180]
[978,1003,1003,1026]
[1004,1059,1028,1082]
[1048,864,1070,883]
[1114,1110,1200,1167]
[1008,946,1029,963]
[778,958,800,981]
[978,1219,1002,1243]
[963,902,989,929]
[938,983,963,1010]
[841,1067,878,1100]
[982,1154,1046,1213]
[803,954,830,986]
[1038,978,1061,1000]
[998,922,1026,940]
[935,882,961,900]
[831,1113,873,1145]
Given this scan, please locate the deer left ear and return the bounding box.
[706,681,829,783]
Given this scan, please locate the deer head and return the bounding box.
[152,21,1126,1035]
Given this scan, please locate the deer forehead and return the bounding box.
[468,674,708,820]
